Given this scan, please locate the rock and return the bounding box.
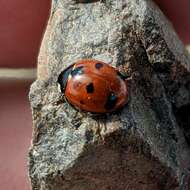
[29,0,190,189]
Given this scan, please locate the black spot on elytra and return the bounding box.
[86,83,94,93]
[104,92,118,110]
[80,100,85,105]
[117,71,127,80]
[95,63,103,70]
[71,66,84,77]
[58,65,74,93]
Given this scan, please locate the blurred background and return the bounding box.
[0,0,189,189]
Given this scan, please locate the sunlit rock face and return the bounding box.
[29,0,190,189]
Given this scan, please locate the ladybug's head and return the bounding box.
[58,63,85,93]
[58,64,74,93]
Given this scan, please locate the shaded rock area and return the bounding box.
[29,0,190,189]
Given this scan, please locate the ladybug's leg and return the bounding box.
[125,76,133,82]
[116,71,131,80]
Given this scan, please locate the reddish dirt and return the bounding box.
[155,0,190,44]
[0,0,50,68]
[0,81,32,190]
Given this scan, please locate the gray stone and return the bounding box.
[29,0,190,189]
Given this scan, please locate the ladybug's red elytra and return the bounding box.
[58,59,129,114]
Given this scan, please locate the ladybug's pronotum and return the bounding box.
[58,59,129,114]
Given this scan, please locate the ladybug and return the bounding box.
[58,59,129,114]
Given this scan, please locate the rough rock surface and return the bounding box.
[29,0,190,189]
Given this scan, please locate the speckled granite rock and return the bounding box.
[29,0,190,189]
